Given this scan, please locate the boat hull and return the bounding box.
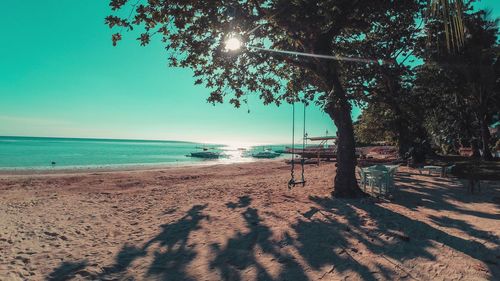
[285,147,337,159]
[190,152,220,159]
[251,152,281,159]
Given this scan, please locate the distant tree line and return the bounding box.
[354,7,499,162]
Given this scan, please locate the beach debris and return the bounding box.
[473,263,488,272]
[319,265,336,279]
[301,207,319,219]
[397,233,411,242]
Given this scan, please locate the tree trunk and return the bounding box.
[314,35,364,197]
[325,96,366,198]
[395,116,411,158]
[480,116,493,161]
[470,139,481,158]
[383,82,411,158]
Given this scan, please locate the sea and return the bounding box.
[0,136,287,171]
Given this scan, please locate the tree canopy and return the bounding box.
[107,0,424,107]
[354,5,500,160]
[107,0,430,197]
[106,0,499,196]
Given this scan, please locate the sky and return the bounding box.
[0,1,498,145]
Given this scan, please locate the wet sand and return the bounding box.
[0,160,499,280]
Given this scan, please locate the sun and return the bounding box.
[224,36,242,51]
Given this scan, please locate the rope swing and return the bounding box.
[288,100,307,189]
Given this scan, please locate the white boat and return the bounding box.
[189,147,221,159]
[252,150,281,159]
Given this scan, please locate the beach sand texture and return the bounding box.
[1,161,499,280]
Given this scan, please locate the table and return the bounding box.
[360,165,399,195]
[421,165,444,177]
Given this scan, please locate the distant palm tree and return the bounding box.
[429,0,465,52]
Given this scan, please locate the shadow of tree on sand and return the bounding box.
[142,204,208,280]
[307,196,499,279]
[210,196,307,281]
[47,182,499,280]
[428,214,499,243]
[47,204,208,281]
[395,173,500,219]
[225,195,252,209]
[292,205,382,281]
[46,261,88,281]
[392,172,500,254]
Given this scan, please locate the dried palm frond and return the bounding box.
[429,0,466,52]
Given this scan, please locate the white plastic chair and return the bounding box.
[366,169,387,196]
[385,166,398,192]
[357,167,369,192]
[444,165,455,177]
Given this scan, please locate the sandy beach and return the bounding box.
[1,160,499,280]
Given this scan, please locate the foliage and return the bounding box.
[353,104,396,145]
[428,0,466,52]
[415,8,500,159]
[106,1,429,109]
[340,1,427,156]
[414,63,478,153]
[105,0,497,195]
[106,0,428,197]
[354,4,499,158]
[353,92,429,153]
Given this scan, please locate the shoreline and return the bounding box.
[0,158,285,176]
[0,135,290,177]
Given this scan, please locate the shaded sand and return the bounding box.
[0,161,499,280]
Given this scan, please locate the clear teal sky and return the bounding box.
[0,1,498,145]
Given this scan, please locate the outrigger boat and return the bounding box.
[188,147,221,159]
[286,136,337,161]
[190,151,220,159]
[252,150,281,158]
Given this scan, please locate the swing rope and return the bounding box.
[289,102,296,188]
[288,100,307,189]
[301,101,306,181]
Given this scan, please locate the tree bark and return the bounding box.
[325,85,366,198]
[470,138,481,158]
[394,114,411,158]
[313,32,365,198]
[382,77,411,158]
[480,116,493,161]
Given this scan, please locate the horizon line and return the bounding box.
[0,135,285,147]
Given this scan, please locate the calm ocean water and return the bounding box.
[0,136,283,170]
